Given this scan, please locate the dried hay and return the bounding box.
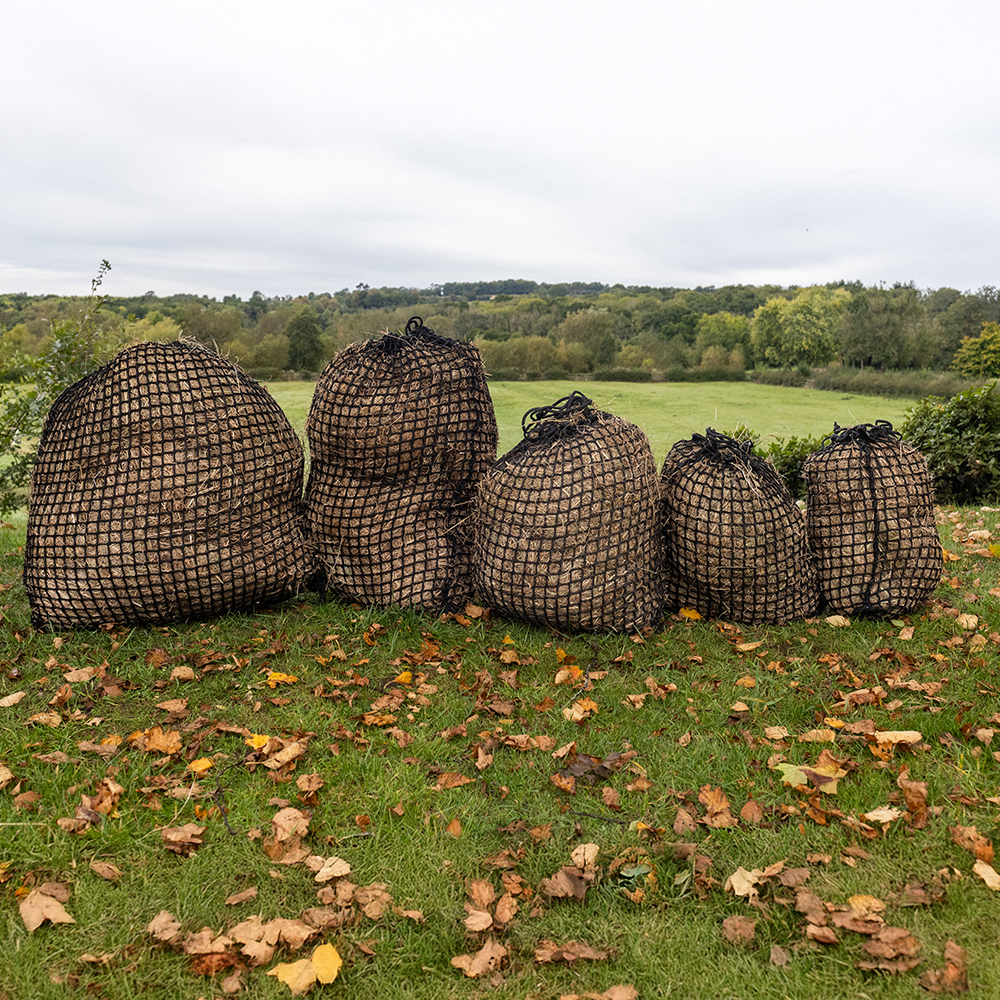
[473,392,663,633]
[660,429,819,624]
[304,318,496,610]
[803,421,943,616]
[23,341,314,629]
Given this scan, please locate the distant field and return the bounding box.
[266,380,918,463]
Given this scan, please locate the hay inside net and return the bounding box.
[473,392,663,633]
[304,317,497,611]
[804,421,943,616]
[660,429,818,624]
[23,341,314,630]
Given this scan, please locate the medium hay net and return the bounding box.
[803,421,943,616]
[23,341,314,630]
[304,317,497,611]
[660,428,818,623]
[473,392,663,633]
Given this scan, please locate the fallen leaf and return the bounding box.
[20,887,75,932]
[950,825,994,862]
[89,861,122,882]
[225,887,259,905]
[450,938,508,978]
[534,939,609,963]
[918,940,969,994]
[721,914,756,945]
[266,958,316,995]
[973,859,1000,890]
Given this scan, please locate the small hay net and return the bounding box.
[304,317,497,611]
[473,392,663,633]
[23,341,314,629]
[660,428,818,623]
[803,421,943,616]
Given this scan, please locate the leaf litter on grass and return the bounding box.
[6,521,1000,996]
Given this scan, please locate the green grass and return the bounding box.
[264,379,917,464]
[3,384,999,1000]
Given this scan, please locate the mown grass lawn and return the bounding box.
[3,382,999,1000]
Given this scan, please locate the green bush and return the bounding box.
[0,261,121,514]
[245,366,283,381]
[901,381,1000,502]
[660,367,747,383]
[486,368,524,381]
[749,368,808,388]
[593,368,653,382]
[810,366,977,400]
[720,423,822,499]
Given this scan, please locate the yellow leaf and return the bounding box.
[311,942,342,984]
[266,672,299,689]
[188,758,213,774]
[393,671,413,686]
[266,958,317,995]
[680,608,702,620]
[735,675,756,688]
[501,634,515,645]
[736,642,763,652]
[245,733,270,750]
[100,734,123,746]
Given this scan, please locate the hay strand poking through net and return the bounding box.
[23,341,315,629]
[803,421,943,616]
[304,317,497,611]
[473,393,663,633]
[660,428,819,624]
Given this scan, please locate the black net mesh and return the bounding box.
[23,341,314,630]
[803,421,943,616]
[304,318,497,611]
[473,392,663,633]
[660,428,819,624]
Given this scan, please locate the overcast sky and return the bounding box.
[4,0,999,299]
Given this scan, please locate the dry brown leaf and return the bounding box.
[721,914,756,945]
[464,909,494,932]
[20,887,76,932]
[225,887,259,905]
[972,859,1000,889]
[494,892,518,925]
[147,909,183,943]
[918,940,969,994]
[698,784,738,828]
[433,772,475,791]
[450,937,508,978]
[160,823,205,856]
[468,879,496,910]
[535,939,609,963]
[950,825,994,862]
[89,860,122,882]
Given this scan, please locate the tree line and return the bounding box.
[3,278,999,381]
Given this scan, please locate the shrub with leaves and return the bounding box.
[0,261,121,513]
[901,381,1000,502]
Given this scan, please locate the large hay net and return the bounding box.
[304,317,497,611]
[23,340,314,630]
[803,421,943,616]
[660,429,819,623]
[473,392,663,633]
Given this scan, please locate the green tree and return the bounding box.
[837,285,933,369]
[949,322,1000,377]
[751,287,850,368]
[286,308,323,371]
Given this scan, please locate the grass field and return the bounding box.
[6,381,1000,1000]
[266,380,918,463]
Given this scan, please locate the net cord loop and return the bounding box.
[520,391,596,437]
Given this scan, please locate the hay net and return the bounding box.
[660,428,819,624]
[23,340,314,630]
[803,420,943,616]
[304,317,497,611]
[473,391,663,633]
